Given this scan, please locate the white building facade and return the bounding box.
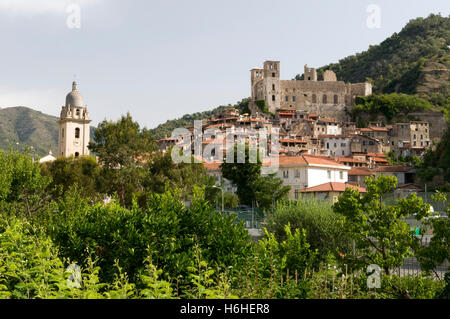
[58,82,91,158]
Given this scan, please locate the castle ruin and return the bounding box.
[249,61,372,119]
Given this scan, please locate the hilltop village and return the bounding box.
[156,61,438,201]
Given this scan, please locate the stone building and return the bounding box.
[249,61,372,115]
[350,134,383,155]
[391,122,431,157]
[320,135,352,157]
[58,82,91,157]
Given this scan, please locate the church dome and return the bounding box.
[65,81,84,107]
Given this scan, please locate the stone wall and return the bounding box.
[359,110,447,142]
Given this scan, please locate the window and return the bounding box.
[342,150,345,156]
[272,84,275,90]
[272,73,275,77]
[327,170,331,179]
[292,96,296,102]
[76,109,80,116]
[272,95,275,101]
[334,95,338,104]
[323,95,327,104]
[62,128,64,138]
[339,171,343,179]
[312,94,317,103]
[295,169,300,178]
[75,128,80,139]
[285,96,289,102]
[75,152,79,157]
[326,143,329,149]
[420,135,423,139]
[283,170,289,179]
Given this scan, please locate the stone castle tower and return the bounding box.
[58,81,91,157]
[250,60,373,116]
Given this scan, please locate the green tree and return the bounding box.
[414,191,450,279]
[265,197,352,264]
[143,150,217,204]
[253,173,290,211]
[220,143,262,205]
[0,150,51,218]
[88,113,157,206]
[40,155,102,200]
[332,176,430,275]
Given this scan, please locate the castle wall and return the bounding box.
[250,61,372,115]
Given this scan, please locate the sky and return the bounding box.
[0,0,449,129]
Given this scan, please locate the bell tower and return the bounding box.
[58,81,91,157]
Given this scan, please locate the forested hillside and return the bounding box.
[149,98,250,140]
[298,14,450,111]
[0,107,59,156]
[0,107,95,157]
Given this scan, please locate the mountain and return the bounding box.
[0,106,95,157]
[149,98,250,140]
[152,15,450,139]
[0,107,59,157]
[2,15,450,157]
[297,14,450,112]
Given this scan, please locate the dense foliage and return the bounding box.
[221,144,290,208]
[297,14,450,96]
[0,114,448,299]
[418,126,450,185]
[352,93,433,124]
[265,198,352,265]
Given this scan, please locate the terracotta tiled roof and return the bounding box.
[372,166,412,173]
[369,127,389,132]
[318,118,337,123]
[367,153,387,158]
[373,157,388,163]
[348,167,373,176]
[300,182,366,193]
[280,138,307,144]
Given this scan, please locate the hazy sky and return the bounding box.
[0,0,449,129]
